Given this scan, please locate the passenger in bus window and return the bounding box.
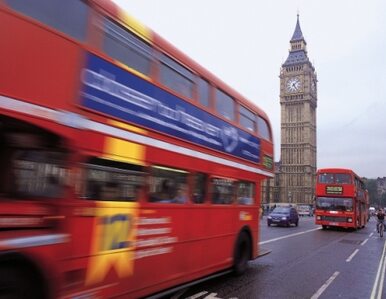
[174,183,188,203]
[193,192,203,203]
[45,175,60,198]
[193,173,206,204]
[151,179,175,203]
[86,180,102,199]
[130,185,141,201]
[211,186,222,204]
[103,181,119,200]
[238,189,252,205]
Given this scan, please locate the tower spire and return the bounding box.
[283,14,308,67]
[291,13,304,42]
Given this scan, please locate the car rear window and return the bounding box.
[273,207,290,213]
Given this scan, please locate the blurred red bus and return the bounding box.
[0,0,274,298]
[315,168,369,230]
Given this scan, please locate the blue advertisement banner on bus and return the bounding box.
[80,53,260,163]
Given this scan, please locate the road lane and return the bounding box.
[176,217,386,299]
[259,227,321,245]
[318,218,385,299]
[371,239,386,299]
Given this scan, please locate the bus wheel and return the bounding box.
[322,225,327,230]
[233,232,251,276]
[0,265,43,299]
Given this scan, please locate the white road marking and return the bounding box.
[346,249,359,262]
[171,289,188,299]
[204,293,222,299]
[370,232,374,237]
[370,240,386,299]
[186,291,208,299]
[379,259,386,299]
[259,227,321,245]
[361,238,369,246]
[310,271,340,299]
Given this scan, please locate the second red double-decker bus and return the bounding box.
[315,168,369,230]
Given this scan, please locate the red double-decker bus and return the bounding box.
[315,168,369,230]
[0,1,274,298]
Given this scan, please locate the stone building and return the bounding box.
[262,15,317,205]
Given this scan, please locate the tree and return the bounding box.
[364,178,378,206]
[380,192,386,208]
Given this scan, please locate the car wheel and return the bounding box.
[295,220,299,226]
[267,222,270,227]
[287,221,291,227]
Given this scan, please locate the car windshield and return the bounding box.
[315,197,353,211]
[272,207,290,214]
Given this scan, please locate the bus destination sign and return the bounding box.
[326,186,343,195]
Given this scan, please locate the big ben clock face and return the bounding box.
[286,76,302,93]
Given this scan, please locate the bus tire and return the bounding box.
[322,225,327,230]
[0,264,44,299]
[233,232,251,276]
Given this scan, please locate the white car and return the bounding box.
[297,205,313,217]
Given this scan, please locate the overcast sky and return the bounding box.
[112,0,386,178]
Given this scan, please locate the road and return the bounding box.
[174,216,386,299]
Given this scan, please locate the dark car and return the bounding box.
[267,207,299,227]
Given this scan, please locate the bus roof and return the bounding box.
[91,0,271,122]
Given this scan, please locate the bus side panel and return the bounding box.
[206,206,236,267]
[128,207,188,295]
[184,206,211,274]
[0,10,81,110]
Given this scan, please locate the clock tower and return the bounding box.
[278,15,317,204]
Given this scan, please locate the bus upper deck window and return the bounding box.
[240,106,256,132]
[160,54,194,99]
[103,18,152,76]
[215,89,235,121]
[197,77,210,108]
[257,116,271,141]
[6,0,89,41]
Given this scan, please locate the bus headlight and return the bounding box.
[316,216,321,220]
[347,218,353,223]
[281,217,287,220]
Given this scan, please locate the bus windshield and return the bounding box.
[315,197,353,212]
